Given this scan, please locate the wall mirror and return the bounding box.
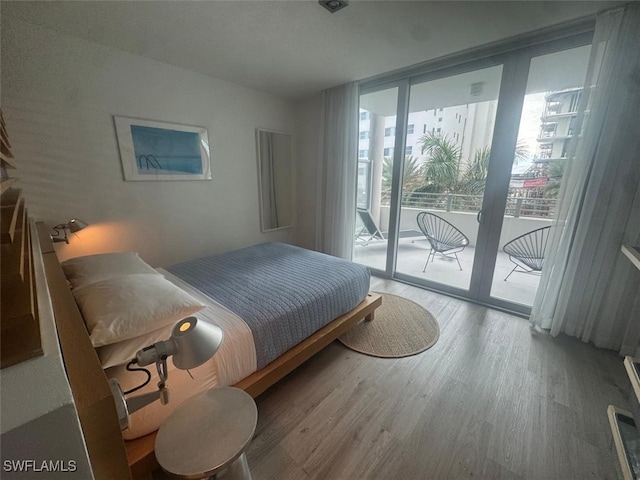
[256,129,294,232]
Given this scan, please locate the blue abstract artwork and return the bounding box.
[115,115,211,181]
[130,125,203,175]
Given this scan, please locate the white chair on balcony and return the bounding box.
[416,212,469,271]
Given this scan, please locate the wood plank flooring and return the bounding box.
[244,278,631,480]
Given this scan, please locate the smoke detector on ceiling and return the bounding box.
[319,0,349,13]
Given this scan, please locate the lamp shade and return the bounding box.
[67,218,88,233]
[170,317,223,370]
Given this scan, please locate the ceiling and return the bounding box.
[3,1,620,100]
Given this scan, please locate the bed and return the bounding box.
[36,226,381,479]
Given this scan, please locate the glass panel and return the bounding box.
[490,45,592,306]
[353,87,399,272]
[395,65,503,291]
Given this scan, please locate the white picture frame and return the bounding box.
[114,115,211,181]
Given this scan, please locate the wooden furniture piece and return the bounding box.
[1,109,43,368]
[155,387,257,480]
[37,223,133,480]
[33,226,382,479]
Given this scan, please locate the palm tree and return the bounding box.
[418,132,460,192]
[513,140,530,166]
[382,155,423,200]
[460,146,490,195]
[543,159,566,198]
[458,141,530,195]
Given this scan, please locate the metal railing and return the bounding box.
[379,190,557,218]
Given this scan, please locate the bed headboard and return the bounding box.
[35,222,132,480]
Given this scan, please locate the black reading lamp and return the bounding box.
[51,218,89,243]
[108,316,224,430]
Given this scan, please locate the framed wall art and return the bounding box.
[114,116,211,181]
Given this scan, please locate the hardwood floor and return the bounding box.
[245,277,631,479]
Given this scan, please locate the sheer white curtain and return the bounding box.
[315,82,359,259]
[530,3,640,356]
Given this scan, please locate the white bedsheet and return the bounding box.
[106,268,257,440]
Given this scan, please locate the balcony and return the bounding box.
[381,192,556,219]
[354,241,542,306]
[541,110,578,121]
[354,193,555,307]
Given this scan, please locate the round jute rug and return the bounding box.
[339,292,439,358]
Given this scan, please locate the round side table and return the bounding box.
[155,387,258,480]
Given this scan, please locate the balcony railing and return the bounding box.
[379,190,557,218]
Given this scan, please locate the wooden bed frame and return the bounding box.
[36,223,382,480]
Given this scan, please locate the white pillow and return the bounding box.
[72,273,206,347]
[62,252,161,289]
[96,324,175,368]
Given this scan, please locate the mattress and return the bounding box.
[109,242,370,439]
[166,242,371,368]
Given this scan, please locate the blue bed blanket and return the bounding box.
[166,242,370,368]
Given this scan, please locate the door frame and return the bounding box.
[357,28,595,315]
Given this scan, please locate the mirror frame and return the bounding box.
[255,128,295,233]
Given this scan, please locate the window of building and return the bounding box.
[359,111,369,121]
[438,117,443,122]
[384,148,394,157]
[405,146,413,155]
[385,127,396,137]
[407,124,415,135]
[359,131,369,140]
[358,149,368,158]
[437,127,441,133]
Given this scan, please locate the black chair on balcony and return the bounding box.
[416,212,469,271]
[502,225,552,281]
[355,208,385,245]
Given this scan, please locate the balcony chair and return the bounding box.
[416,212,469,271]
[502,225,552,281]
[355,208,385,245]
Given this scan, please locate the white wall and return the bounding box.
[1,18,298,267]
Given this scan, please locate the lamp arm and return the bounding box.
[108,360,171,431]
[126,387,169,415]
[127,358,171,415]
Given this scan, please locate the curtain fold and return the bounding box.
[530,3,640,355]
[315,82,359,259]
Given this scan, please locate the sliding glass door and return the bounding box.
[395,65,502,292]
[488,45,592,307]
[353,33,593,314]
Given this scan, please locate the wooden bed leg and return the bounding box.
[364,311,375,322]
